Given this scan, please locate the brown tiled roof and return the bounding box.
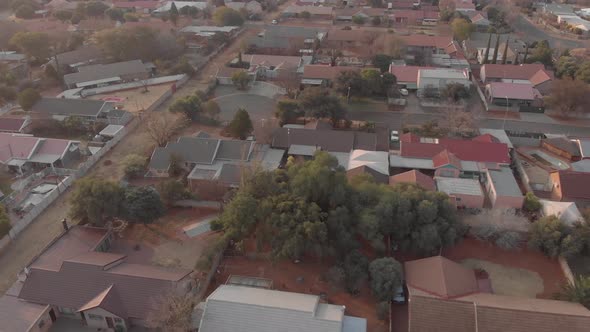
[555,171,590,200]
[77,285,127,318]
[405,256,479,299]
[432,149,461,169]
[272,128,378,153]
[389,170,436,191]
[389,65,434,84]
[482,64,554,87]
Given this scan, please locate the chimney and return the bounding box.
[62,218,69,232]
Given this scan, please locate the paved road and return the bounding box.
[512,15,586,49]
[349,111,590,136]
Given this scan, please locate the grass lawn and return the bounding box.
[461,258,544,298]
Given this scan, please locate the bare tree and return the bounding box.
[275,70,301,99]
[146,113,189,147]
[253,117,279,144]
[545,78,590,117]
[147,292,195,331]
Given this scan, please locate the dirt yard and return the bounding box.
[207,256,389,332]
[0,18,265,293]
[443,238,567,299]
[461,258,545,298]
[110,207,220,270]
[87,83,175,113]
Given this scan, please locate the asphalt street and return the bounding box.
[512,15,586,49]
[348,111,590,136]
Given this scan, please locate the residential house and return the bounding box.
[153,1,209,14]
[112,1,162,14]
[325,29,374,49]
[248,26,327,55]
[198,285,366,331]
[467,11,490,31]
[389,9,439,26]
[389,65,434,89]
[436,176,485,208]
[46,45,103,74]
[389,133,511,178]
[417,68,470,97]
[0,51,29,80]
[0,133,80,174]
[63,60,153,89]
[282,5,334,19]
[389,169,436,191]
[301,65,362,86]
[148,136,283,199]
[484,166,524,209]
[334,7,386,22]
[484,82,543,111]
[31,98,131,125]
[10,225,194,331]
[550,170,590,206]
[542,137,581,162]
[345,150,390,184]
[399,35,453,55]
[0,117,31,134]
[480,64,554,95]
[405,256,590,332]
[246,54,303,79]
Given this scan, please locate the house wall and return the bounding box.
[58,144,81,169]
[493,195,524,209]
[549,172,563,201]
[450,193,485,208]
[83,307,126,330]
[408,295,476,332]
[27,305,57,332]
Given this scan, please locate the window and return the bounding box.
[88,314,103,321]
[114,318,123,323]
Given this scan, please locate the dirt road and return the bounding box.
[0,22,266,293]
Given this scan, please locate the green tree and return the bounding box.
[228,108,253,139]
[213,7,244,26]
[123,186,165,224]
[231,70,250,90]
[215,191,260,239]
[17,88,40,111]
[342,250,369,293]
[352,15,366,24]
[451,18,474,41]
[372,54,394,73]
[556,56,579,79]
[369,257,403,301]
[528,215,582,258]
[157,179,193,206]
[203,100,221,120]
[336,70,366,97]
[555,275,590,310]
[85,1,109,17]
[575,61,590,83]
[105,8,124,22]
[169,94,203,120]
[9,31,50,61]
[523,192,541,212]
[168,57,195,76]
[527,40,553,67]
[69,178,125,226]
[298,88,346,126]
[300,11,311,19]
[95,26,180,62]
[371,16,382,26]
[361,68,384,96]
[53,9,73,22]
[121,154,147,178]
[169,2,179,25]
[44,65,60,81]
[123,12,140,22]
[0,205,12,238]
[15,4,34,19]
[275,100,302,125]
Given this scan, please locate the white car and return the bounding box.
[399,88,409,96]
[391,130,399,142]
[271,19,278,24]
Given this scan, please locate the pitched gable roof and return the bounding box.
[272,128,378,153]
[482,64,554,87]
[389,65,434,84]
[433,149,461,169]
[401,137,510,164]
[405,256,479,299]
[389,170,436,191]
[32,98,111,117]
[554,171,590,200]
[0,118,27,133]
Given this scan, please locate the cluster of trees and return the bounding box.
[528,215,590,259]
[451,18,474,42]
[335,69,397,98]
[545,78,590,117]
[213,7,245,26]
[275,88,347,126]
[556,56,590,83]
[69,177,194,226]
[10,0,41,19]
[168,92,221,123]
[211,152,465,298]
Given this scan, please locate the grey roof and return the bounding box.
[149,137,255,171]
[571,159,590,173]
[543,137,581,157]
[217,163,243,185]
[272,128,378,153]
[487,167,523,197]
[64,60,149,87]
[199,285,365,332]
[0,52,25,62]
[436,177,484,196]
[32,98,112,117]
[54,45,102,66]
[251,26,326,49]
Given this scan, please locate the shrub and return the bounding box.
[472,224,499,241]
[121,154,147,178]
[495,231,522,250]
[523,192,542,212]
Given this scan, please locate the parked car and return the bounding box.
[272,19,278,24]
[391,130,399,142]
[399,88,409,96]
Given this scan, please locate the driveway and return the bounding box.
[512,15,586,49]
[211,85,280,122]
